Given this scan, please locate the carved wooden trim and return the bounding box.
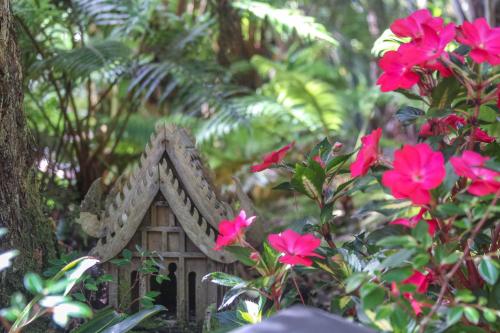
[81,123,235,263]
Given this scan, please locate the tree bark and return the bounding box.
[215,0,258,88]
[0,0,57,307]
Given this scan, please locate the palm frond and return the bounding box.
[31,40,132,80]
[233,0,337,45]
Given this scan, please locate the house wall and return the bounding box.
[106,194,226,323]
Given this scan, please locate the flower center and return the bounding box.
[412,173,424,182]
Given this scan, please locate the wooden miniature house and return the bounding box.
[77,123,235,323]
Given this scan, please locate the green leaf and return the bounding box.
[436,203,465,217]
[447,307,464,326]
[382,266,413,283]
[273,181,294,191]
[379,249,415,270]
[85,283,98,291]
[395,106,425,125]
[360,283,385,311]
[326,153,353,174]
[52,302,92,327]
[482,308,496,323]
[345,273,367,293]
[376,235,417,248]
[478,257,499,285]
[202,272,246,287]
[456,289,476,303]
[320,203,334,224]
[431,76,461,109]
[24,273,44,294]
[291,163,325,202]
[219,284,253,310]
[412,221,432,248]
[225,246,256,266]
[122,249,132,261]
[464,307,480,325]
[261,242,279,271]
[101,305,166,333]
[412,253,430,268]
[72,307,125,333]
[73,292,87,302]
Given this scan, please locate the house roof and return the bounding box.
[79,123,235,263]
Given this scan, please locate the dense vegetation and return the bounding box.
[0,0,499,332]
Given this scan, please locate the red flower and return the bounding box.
[390,9,444,41]
[472,128,495,143]
[214,210,255,250]
[350,128,382,177]
[407,294,426,315]
[497,84,500,110]
[418,114,466,138]
[403,270,433,293]
[456,18,500,65]
[268,229,323,267]
[391,272,433,316]
[450,151,500,196]
[250,142,294,172]
[376,48,423,92]
[382,144,446,205]
[390,208,438,236]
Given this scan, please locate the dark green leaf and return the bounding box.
[394,106,424,125]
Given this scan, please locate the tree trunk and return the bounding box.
[0,0,57,307]
[215,0,258,88]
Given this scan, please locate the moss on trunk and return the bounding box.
[0,0,57,308]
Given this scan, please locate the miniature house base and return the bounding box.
[78,123,235,323]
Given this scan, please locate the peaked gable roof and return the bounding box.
[80,123,235,263]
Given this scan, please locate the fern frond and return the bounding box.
[233,0,337,45]
[197,95,287,143]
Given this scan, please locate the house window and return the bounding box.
[150,262,177,318]
[130,271,140,312]
[188,272,196,319]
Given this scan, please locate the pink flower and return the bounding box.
[376,49,422,92]
[350,128,382,177]
[390,9,444,41]
[390,208,438,236]
[250,142,294,172]
[472,128,495,143]
[456,18,500,65]
[214,210,255,250]
[382,144,446,205]
[312,155,326,168]
[418,114,466,138]
[415,23,455,73]
[450,151,500,196]
[268,229,323,266]
[417,24,455,60]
